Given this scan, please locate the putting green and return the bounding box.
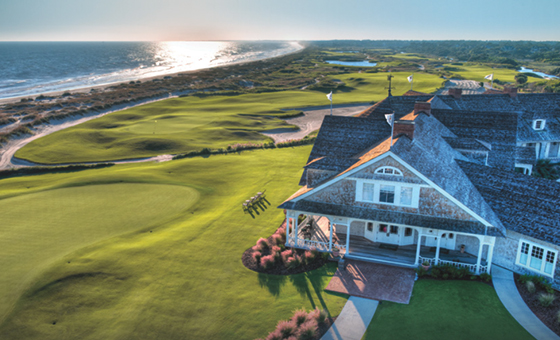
[0,183,199,323]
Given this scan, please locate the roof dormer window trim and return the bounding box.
[533,119,546,131]
[375,166,403,176]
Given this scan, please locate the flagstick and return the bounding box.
[491,73,494,89]
[411,74,414,91]
[330,100,332,116]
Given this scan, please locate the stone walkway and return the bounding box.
[492,265,560,340]
[321,296,379,340]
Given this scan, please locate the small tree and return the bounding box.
[515,74,528,85]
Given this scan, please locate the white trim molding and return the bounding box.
[516,239,558,277]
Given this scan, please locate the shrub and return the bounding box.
[442,273,449,280]
[308,308,328,325]
[304,250,315,263]
[431,267,442,279]
[539,293,556,307]
[281,249,293,263]
[271,234,283,246]
[286,255,301,269]
[415,266,427,278]
[276,320,296,338]
[252,251,262,264]
[260,255,275,269]
[296,320,318,340]
[310,247,320,258]
[480,273,492,282]
[265,329,283,340]
[526,281,536,294]
[256,238,270,252]
[458,267,472,279]
[292,309,308,326]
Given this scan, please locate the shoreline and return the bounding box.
[0,42,305,105]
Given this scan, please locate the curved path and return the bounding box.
[262,103,370,143]
[492,265,559,340]
[321,296,378,340]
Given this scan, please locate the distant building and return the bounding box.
[279,90,560,288]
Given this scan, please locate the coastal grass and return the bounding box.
[363,280,534,340]
[15,71,443,164]
[0,145,348,340]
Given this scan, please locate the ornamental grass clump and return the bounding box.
[264,329,283,340]
[256,238,270,252]
[276,320,297,338]
[252,251,262,265]
[307,308,328,325]
[260,255,275,269]
[281,249,293,263]
[526,281,536,294]
[286,255,302,269]
[292,309,308,326]
[295,319,318,340]
[539,292,556,307]
[304,250,315,263]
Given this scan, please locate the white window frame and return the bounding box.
[355,179,420,208]
[374,166,403,176]
[515,239,558,277]
[533,119,546,131]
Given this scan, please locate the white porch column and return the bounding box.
[346,221,351,255]
[434,233,442,265]
[475,237,484,275]
[415,232,423,266]
[486,243,495,273]
[328,217,333,251]
[293,213,300,247]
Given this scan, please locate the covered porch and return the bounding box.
[285,211,495,274]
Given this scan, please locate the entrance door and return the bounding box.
[440,233,456,249]
[375,223,400,244]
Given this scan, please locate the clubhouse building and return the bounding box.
[279,89,560,288]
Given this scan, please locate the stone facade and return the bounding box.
[306,158,477,222]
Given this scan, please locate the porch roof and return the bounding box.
[279,199,503,237]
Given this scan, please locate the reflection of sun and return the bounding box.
[155,41,233,70]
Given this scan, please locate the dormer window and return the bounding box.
[375,166,403,176]
[533,119,546,131]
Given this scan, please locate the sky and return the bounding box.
[1,0,559,41]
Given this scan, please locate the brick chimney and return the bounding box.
[394,121,415,140]
[414,102,431,115]
[448,88,462,99]
[503,86,518,98]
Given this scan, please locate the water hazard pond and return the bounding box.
[325,60,377,67]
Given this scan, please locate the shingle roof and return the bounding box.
[358,95,434,119]
[515,146,536,165]
[442,137,490,152]
[458,160,560,246]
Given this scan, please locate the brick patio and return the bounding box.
[325,259,416,304]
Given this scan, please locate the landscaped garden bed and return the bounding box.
[416,262,493,287]
[242,223,330,275]
[514,273,560,336]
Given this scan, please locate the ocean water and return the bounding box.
[0,41,302,99]
[518,67,559,80]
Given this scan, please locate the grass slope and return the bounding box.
[0,183,199,323]
[0,146,348,340]
[363,280,534,340]
[15,71,443,164]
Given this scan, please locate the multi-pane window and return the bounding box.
[367,222,374,232]
[362,183,375,201]
[390,225,399,234]
[379,185,395,203]
[375,166,403,176]
[357,181,418,207]
[400,187,413,206]
[405,227,413,237]
[379,224,388,233]
[517,240,557,277]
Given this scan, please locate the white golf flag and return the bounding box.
[484,74,494,80]
[326,91,332,102]
[407,75,413,83]
[385,113,394,126]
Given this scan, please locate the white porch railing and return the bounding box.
[418,256,488,274]
[286,237,347,254]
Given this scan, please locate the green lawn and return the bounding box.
[363,280,534,340]
[440,63,519,83]
[0,146,348,340]
[0,183,198,323]
[15,71,443,164]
